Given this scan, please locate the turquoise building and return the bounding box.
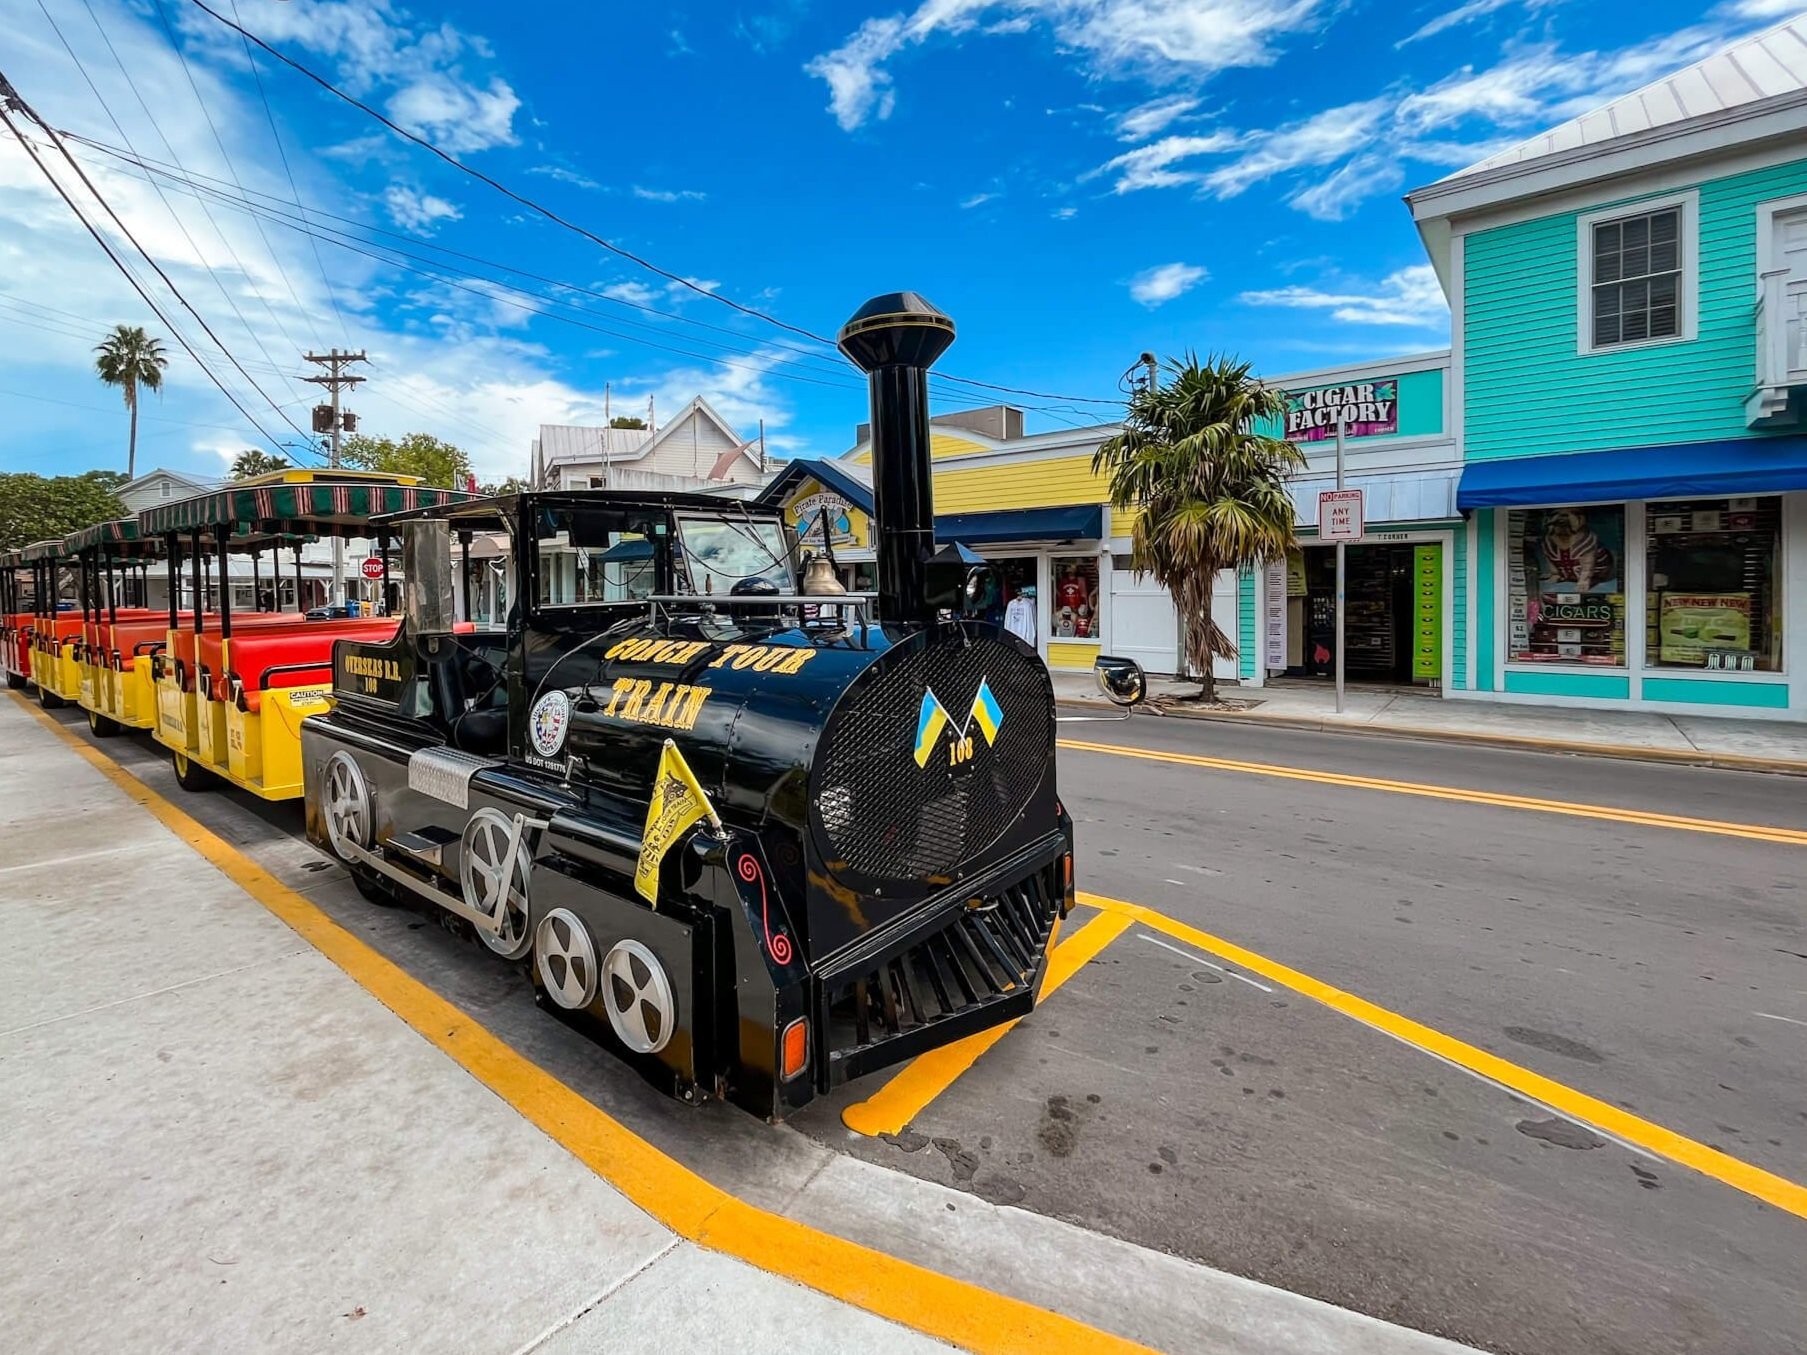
[1405,17,1807,720]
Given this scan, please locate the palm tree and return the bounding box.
[1092,354,1304,703]
[229,449,290,480]
[93,325,170,481]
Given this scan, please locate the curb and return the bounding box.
[1054,698,1807,777]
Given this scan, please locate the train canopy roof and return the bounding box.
[19,538,72,562]
[63,517,149,556]
[374,487,788,534]
[138,469,467,539]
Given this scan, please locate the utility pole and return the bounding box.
[1142,351,1158,394]
[302,348,366,604]
[758,418,766,473]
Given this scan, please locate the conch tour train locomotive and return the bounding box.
[300,294,1075,1119]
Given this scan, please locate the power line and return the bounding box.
[147,0,322,358]
[0,86,289,454]
[187,0,836,347]
[68,129,1121,424]
[226,0,348,343]
[62,0,313,410]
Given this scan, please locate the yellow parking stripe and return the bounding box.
[1060,738,1807,846]
[12,695,1158,1355]
[842,910,1132,1137]
[1081,890,1807,1223]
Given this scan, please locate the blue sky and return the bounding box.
[0,0,1792,482]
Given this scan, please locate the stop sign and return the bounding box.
[360,557,384,579]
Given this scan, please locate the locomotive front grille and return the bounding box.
[812,634,1052,883]
[819,862,1062,1086]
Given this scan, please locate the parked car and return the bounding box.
[305,603,360,620]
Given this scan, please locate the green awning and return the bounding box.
[139,479,465,538]
[63,518,143,554]
[20,538,71,562]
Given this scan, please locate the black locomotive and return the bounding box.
[301,294,1073,1120]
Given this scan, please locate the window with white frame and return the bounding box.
[1579,196,1695,353]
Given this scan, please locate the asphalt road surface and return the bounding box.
[807,713,1807,1355]
[54,706,1807,1355]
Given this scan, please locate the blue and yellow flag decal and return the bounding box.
[914,678,1004,768]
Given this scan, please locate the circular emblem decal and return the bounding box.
[529,690,571,758]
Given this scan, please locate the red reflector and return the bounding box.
[781,1018,809,1081]
[1063,854,1073,889]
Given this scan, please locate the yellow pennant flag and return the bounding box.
[635,739,720,903]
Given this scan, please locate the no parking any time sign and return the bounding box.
[1318,489,1364,542]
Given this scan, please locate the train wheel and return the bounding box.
[351,868,400,908]
[171,749,214,791]
[460,807,534,960]
[322,753,373,860]
[5,671,23,689]
[86,707,119,738]
[602,940,676,1055]
[38,683,64,709]
[535,908,598,1010]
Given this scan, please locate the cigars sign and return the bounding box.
[1285,377,1399,442]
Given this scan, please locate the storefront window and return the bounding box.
[1645,497,1782,672]
[1050,557,1099,639]
[1506,506,1626,666]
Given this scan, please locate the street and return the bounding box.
[28,702,1807,1355]
[805,714,1807,1355]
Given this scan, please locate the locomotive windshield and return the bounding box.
[677,515,791,595]
[531,505,669,608]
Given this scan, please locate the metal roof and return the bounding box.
[1449,14,1807,180]
[139,479,464,538]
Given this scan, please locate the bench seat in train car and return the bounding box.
[2,614,31,686]
[154,613,337,754]
[33,615,87,704]
[200,618,402,798]
[96,616,189,730]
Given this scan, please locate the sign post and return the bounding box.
[1317,425,1365,715]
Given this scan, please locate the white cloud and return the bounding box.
[960,191,1000,208]
[383,185,462,232]
[1240,264,1448,327]
[602,281,661,308]
[1129,262,1207,307]
[1200,99,1393,198]
[385,74,521,155]
[632,185,708,203]
[180,0,524,154]
[1397,0,1558,47]
[1052,205,1078,219]
[527,164,600,190]
[806,0,1326,131]
[1114,94,1200,141]
[1090,132,1240,193]
[1286,155,1404,221]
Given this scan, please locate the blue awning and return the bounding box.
[1458,437,1807,509]
[934,503,1103,544]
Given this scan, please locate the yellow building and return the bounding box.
[759,405,1239,678]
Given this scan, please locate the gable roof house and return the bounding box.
[531,396,767,492]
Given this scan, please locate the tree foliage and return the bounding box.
[0,471,129,552]
[608,416,647,429]
[339,432,472,489]
[229,449,291,480]
[1092,354,1304,701]
[478,475,530,496]
[93,325,170,480]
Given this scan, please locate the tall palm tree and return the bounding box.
[1093,354,1304,702]
[93,325,169,481]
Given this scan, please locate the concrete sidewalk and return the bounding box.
[0,695,1483,1355]
[1054,671,1807,772]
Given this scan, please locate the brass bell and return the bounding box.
[801,554,847,596]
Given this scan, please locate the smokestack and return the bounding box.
[836,291,955,623]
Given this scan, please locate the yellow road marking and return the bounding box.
[842,910,1132,1137]
[1060,737,1807,846]
[10,695,1157,1355]
[1079,889,1807,1223]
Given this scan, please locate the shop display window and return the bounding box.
[1645,497,1782,672]
[1506,506,1626,666]
[1050,557,1099,639]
